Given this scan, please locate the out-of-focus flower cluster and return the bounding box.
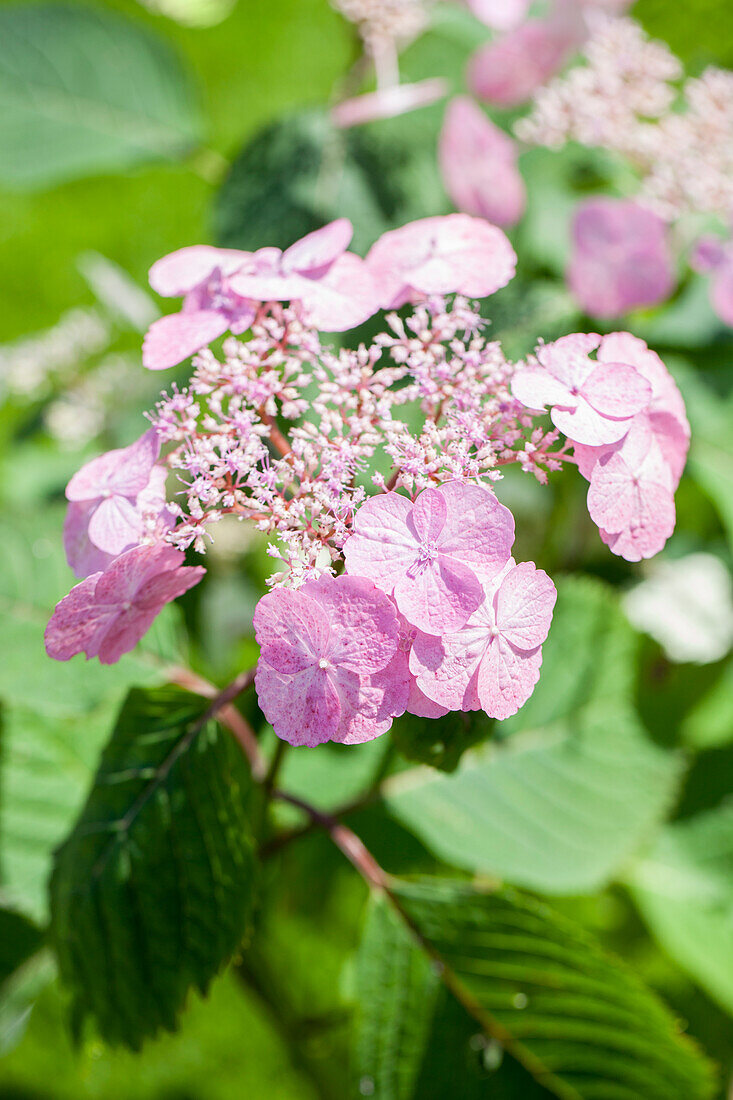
[46,215,690,749]
[332,0,430,52]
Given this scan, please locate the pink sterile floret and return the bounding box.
[253,574,408,747]
[228,219,378,332]
[410,559,557,720]
[343,481,515,635]
[468,15,582,107]
[567,199,676,319]
[365,214,517,310]
[45,544,205,665]
[144,245,257,371]
[439,97,526,228]
[511,332,652,446]
[691,234,733,328]
[64,429,161,558]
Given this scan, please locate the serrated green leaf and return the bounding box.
[0,3,202,189]
[384,578,680,893]
[50,685,258,1048]
[629,804,733,1016]
[383,879,715,1100]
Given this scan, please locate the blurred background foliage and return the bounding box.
[1,0,733,1097]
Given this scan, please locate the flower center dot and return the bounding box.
[318,658,331,670]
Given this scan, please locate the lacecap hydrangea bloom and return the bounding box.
[46,215,689,746]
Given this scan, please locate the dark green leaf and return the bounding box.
[50,685,258,1048]
[0,3,202,189]
[0,910,43,988]
[391,710,493,773]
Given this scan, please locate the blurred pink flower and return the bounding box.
[692,233,733,327]
[343,481,515,635]
[64,429,161,557]
[332,78,448,127]
[468,13,582,107]
[567,198,676,318]
[465,0,530,30]
[253,574,407,746]
[45,544,205,665]
[229,220,378,331]
[365,213,517,309]
[410,559,557,719]
[144,246,257,370]
[511,332,652,446]
[439,96,526,227]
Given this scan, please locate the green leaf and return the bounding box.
[50,685,258,1048]
[0,907,50,1058]
[0,3,202,190]
[392,710,493,773]
[377,879,715,1100]
[384,578,681,893]
[0,909,43,988]
[629,804,733,1016]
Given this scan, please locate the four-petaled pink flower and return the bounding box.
[567,199,676,319]
[410,559,557,720]
[144,246,257,371]
[511,333,652,446]
[365,214,517,310]
[439,97,526,228]
[253,575,408,747]
[343,481,515,635]
[64,430,162,558]
[44,544,205,665]
[228,219,378,332]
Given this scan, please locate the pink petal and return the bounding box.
[476,636,543,719]
[255,661,342,747]
[343,492,417,592]
[410,486,448,544]
[44,573,115,661]
[536,332,601,389]
[406,680,450,718]
[281,219,353,275]
[142,310,230,371]
[410,626,480,711]
[394,555,483,635]
[63,501,116,579]
[435,481,515,580]
[65,429,159,502]
[466,0,531,30]
[253,588,331,674]
[149,246,249,297]
[302,574,399,674]
[495,562,556,650]
[92,544,184,606]
[298,253,379,331]
[134,564,205,612]
[331,79,448,128]
[468,18,579,107]
[511,365,576,411]
[551,397,633,446]
[87,495,145,556]
[598,332,689,436]
[580,363,652,419]
[439,96,526,227]
[646,410,688,489]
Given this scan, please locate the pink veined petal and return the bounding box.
[536,333,601,389]
[511,365,576,411]
[87,495,145,556]
[587,453,636,533]
[96,606,161,665]
[410,628,475,710]
[297,253,380,331]
[149,246,249,297]
[65,429,159,502]
[331,675,393,745]
[476,636,543,720]
[495,562,556,651]
[646,410,688,488]
[142,310,230,371]
[370,648,411,722]
[343,492,417,590]
[551,397,633,447]
[281,219,353,275]
[63,501,116,579]
[253,588,331,674]
[410,486,448,544]
[598,487,675,562]
[395,555,483,635]
[255,661,342,747]
[302,574,399,674]
[134,564,206,612]
[406,679,450,718]
[598,333,690,438]
[580,363,652,420]
[435,481,515,579]
[92,544,183,606]
[44,573,115,661]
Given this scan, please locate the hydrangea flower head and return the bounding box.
[64,429,161,557]
[365,214,517,309]
[343,481,515,635]
[511,333,652,446]
[144,246,257,371]
[410,560,557,719]
[439,96,526,227]
[45,544,205,665]
[567,198,676,318]
[253,574,407,747]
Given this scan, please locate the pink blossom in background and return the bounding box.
[511,333,652,446]
[439,96,526,227]
[253,575,407,747]
[365,214,517,309]
[468,14,582,107]
[228,220,379,331]
[410,559,557,720]
[692,234,733,327]
[465,0,530,31]
[64,429,161,558]
[567,199,676,318]
[343,481,515,635]
[144,246,257,370]
[45,545,205,665]
[332,78,448,128]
